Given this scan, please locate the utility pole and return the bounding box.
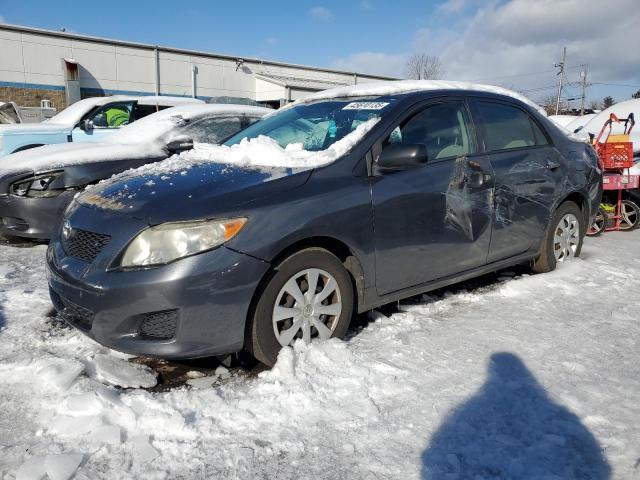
[579,65,588,116]
[554,47,567,115]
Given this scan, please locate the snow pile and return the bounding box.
[297,80,547,117]
[106,117,379,182]
[577,98,640,152]
[2,232,640,478]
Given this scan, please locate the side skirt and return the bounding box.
[358,252,538,313]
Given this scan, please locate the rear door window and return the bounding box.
[384,101,474,160]
[477,101,549,152]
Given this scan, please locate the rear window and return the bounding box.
[477,101,548,152]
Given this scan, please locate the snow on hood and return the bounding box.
[549,115,580,127]
[565,114,595,133]
[577,99,640,152]
[103,117,379,183]
[295,80,547,117]
[0,121,69,136]
[0,141,166,176]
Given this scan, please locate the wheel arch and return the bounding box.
[242,236,366,348]
[557,190,589,226]
[12,144,45,154]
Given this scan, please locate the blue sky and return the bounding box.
[2,0,639,105]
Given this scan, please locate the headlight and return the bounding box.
[11,172,63,198]
[120,218,247,268]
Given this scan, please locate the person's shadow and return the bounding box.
[422,352,610,479]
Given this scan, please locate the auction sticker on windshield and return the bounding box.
[342,102,390,110]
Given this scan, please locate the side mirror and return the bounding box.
[376,143,428,171]
[80,119,94,131]
[165,135,194,153]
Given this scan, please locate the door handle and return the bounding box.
[546,160,561,170]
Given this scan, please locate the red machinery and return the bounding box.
[587,113,639,235]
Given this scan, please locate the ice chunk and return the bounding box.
[37,359,84,392]
[15,455,46,480]
[91,354,157,389]
[44,453,83,480]
[49,414,102,437]
[92,425,122,445]
[186,376,217,389]
[132,435,160,463]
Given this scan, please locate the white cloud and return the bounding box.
[437,0,467,14]
[360,0,373,9]
[431,0,640,94]
[333,0,640,102]
[309,6,335,22]
[331,52,406,78]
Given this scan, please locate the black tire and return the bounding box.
[532,201,584,274]
[619,200,640,231]
[587,207,607,236]
[247,248,354,367]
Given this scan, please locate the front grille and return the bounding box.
[138,310,178,340]
[62,227,111,263]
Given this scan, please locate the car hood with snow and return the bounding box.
[79,160,311,223]
[75,116,379,223]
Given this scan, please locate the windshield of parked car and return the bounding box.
[223,98,396,151]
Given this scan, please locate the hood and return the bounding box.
[0,122,70,136]
[0,141,167,176]
[78,162,311,224]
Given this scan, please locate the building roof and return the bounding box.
[254,73,350,92]
[0,22,396,82]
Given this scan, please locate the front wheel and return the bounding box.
[247,248,354,367]
[532,201,584,273]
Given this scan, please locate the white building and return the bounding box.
[0,23,395,111]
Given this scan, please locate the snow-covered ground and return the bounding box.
[1,232,639,479]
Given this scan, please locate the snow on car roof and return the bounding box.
[296,80,547,116]
[47,95,205,126]
[109,104,272,144]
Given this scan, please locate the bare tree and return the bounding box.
[588,99,601,110]
[404,54,444,80]
[540,94,561,116]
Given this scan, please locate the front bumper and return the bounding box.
[46,206,270,359]
[0,191,76,239]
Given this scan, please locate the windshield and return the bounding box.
[223,99,395,150]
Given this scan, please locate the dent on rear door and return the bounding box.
[488,146,565,262]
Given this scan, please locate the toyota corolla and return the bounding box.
[46,81,602,366]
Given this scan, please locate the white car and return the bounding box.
[0,95,204,156]
[0,103,271,239]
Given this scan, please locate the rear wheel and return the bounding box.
[532,201,584,273]
[587,207,607,236]
[247,248,354,367]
